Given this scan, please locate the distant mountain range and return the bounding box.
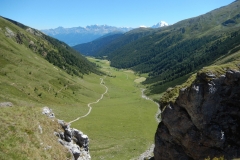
[41,21,168,46]
[41,25,133,46]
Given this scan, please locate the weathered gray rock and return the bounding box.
[0,102,13,107]
[59,131,65,140]
[41,107,90,159]
[58,119,65,127]
[154,70,240,160]
[71,144,81,160]
[57,120,91,160]
[26,28,42,37]
[5,27,15,37]
[26,28,35,34]
[42,107,55,118]
[72,129,89,151]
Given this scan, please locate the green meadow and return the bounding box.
[71,57,159,159]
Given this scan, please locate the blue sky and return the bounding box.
[0,0,235,30]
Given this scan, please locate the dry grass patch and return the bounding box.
[134,77,146,83]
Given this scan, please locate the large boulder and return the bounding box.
[57,120,91,160]
[154,70,240,160]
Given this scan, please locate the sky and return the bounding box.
[0,0,236,30]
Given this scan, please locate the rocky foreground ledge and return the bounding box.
[154,69,240,159]
[42,107,91,160]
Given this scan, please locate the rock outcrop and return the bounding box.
[154,69,240,159]
[42,107,90,160]
[57,120,90,160]
[42,106,55,118]
[0,102,13,107]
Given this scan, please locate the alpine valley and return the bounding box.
[1,0,240,160]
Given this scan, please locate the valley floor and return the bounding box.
[69,57,159,159]
[0,45,159,159]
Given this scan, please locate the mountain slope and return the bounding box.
[41,25,133,46]
[1,16,101,77]
[0,16,106,118]
[0,17,111,160]
[73,32,123,56]
[94,27,157,57]
[90,0,240,95]
[0,106,70,160]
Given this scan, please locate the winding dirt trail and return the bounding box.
[68,78,108,124]
[136,89,161,160]
[141,88,161,123]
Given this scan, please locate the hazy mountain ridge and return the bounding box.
[41,25,133,46]
[41,21,168,46]
[73,33,124,56]
[73,27,157,57]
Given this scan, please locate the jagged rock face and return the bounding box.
[154,70,240,160]
[57,120,90,160]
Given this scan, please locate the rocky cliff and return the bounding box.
[154,69,240,159]
[42,107,91,160]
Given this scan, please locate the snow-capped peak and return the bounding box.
[152,21,169,28]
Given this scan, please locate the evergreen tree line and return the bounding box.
[104,28,240,94]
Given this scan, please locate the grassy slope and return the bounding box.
[0,17,105,159]
[0,106,70,160]
[72,57,158,159]
[1,16,100,77]
[0,17,106,121]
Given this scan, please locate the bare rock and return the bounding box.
[71,144,81,160]
[0,102,13,107]
[42,107,55,118]
[56,120,91,160]
[154,69,240,160]
[5,27,15,37]
[26,28,42,37]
